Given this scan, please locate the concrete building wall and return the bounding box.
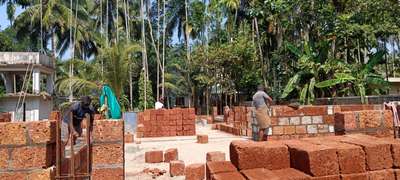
[0,96,53,121]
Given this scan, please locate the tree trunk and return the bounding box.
[162,0,166,98]
[185,0,192,108]
[129,64,133,110]
[254,18,267,87]
[116,0,119,42]
[357,38,361,64]
[344,37,348,63]
[140,0,147,109]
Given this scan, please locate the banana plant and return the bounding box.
[281,41,328,105]
[315,51,388,103]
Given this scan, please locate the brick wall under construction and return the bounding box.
[0,120,56,179]
[0,117,125,180]
[217,104,394,139]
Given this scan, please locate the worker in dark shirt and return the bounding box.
[62,96,95,143]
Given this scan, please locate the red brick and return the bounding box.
[10,144,54,169]
[334,112,357,131]
[164,148,178,162]
[211,172,245,180]
[185,163,205,180]
[383,110,394,129]
[381,138,400,168]
[270,117,279,125]
[295,125,307,134]
[0,148,8,169]
[240,168,277,180]
[93,120,124,142]
[49,111,61,121]
[338,134,393,170]
[28,167,55,180]
[27,120,56,144]
[359,110,381,128]
[92,167,124,180]
[230,141,290,170]
[394,169,400,179]
[145,150,163,163]
[283,140,339,176]
[351,135,400,168]
[0,122,27,145]
[92,143,123,165]
[0,172,28,180]
[323,115,335,124]
[170,160,185,177]
[272,168,312,180]
[283,126,296,135]
[197,134,208,144]
[124,133,134,143]
[304,137,366,174]
[272,126,284,135]
[206,151,225,162]
[310,175,340,180]
[340,173,368,180]
[367,169,395,180]
[206,161,237,180]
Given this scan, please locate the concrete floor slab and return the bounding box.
[125,123,249,179]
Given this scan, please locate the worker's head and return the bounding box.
[159,97,164,103]
[257,85,265,91]
[80,96,92,109]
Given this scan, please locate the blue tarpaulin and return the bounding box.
[100,85,121,119]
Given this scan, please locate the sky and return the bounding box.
[0,5,24,30]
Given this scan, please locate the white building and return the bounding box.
[0,52,54,121]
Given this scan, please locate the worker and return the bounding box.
[62,96,95,144]
[252,85,273,141]
[155,97,164,110]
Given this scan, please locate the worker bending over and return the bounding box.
[62,96,95,144]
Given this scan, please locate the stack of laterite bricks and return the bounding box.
[0,120,56,179]
[217,106,252,136]
[224,134,400,180]
[0,112,11,122]
[136,108,196,138]
[91,120,125,179]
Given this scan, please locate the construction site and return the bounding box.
[2,62,400,180]
[2,0,400,179]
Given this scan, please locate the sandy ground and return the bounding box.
[124,122,250,180]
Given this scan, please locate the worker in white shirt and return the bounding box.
[155,97,164,109]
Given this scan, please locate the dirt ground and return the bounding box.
[124,122,249,179]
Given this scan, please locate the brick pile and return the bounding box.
[228,134,400,179]
[0,112,11,122]
[92,120,124,180]
[0,120,56,179]
[335,110,394,137]
[137,108,196,137]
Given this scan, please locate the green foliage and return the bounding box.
[0,85,5,98]
[138,70,155,111]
